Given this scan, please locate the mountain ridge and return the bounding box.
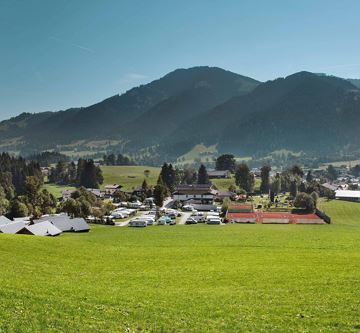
[0,67,359,163]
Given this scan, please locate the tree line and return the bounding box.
[49,159,103,189]
[103,153,135,166]
[0,153,57,218]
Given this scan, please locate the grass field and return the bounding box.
[42,183,76,198]
[0,199,359,332]
[100,165,160,191]
[212,177,261,191]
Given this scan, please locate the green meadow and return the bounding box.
[0,199,359,332]
[100,165,160,191]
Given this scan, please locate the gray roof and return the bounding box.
[0,221,27,234]
[70,218,90,232]
[34,215,73,232]
[27,221,62,236]
[0,216,12,226]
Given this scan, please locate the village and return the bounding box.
[3,155,359,235]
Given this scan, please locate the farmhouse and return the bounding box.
[105,184,123,196]
[70,218,90,232]
[27,221,62,236]
[0,221,29,234]
[62,189,76,201]
[335,190,360,202]
[172,184,216,204]
[86,188,104,198]
[34,214,90,232]
[207,170,231,179]
[214,190,236,201]
[34,214,73,232]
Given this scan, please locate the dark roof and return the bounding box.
[70,218,90,232]
[321,183,338,191]
[27,221,62,236]
[174,184,214,195]
[0,221,27,234]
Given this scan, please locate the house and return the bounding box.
[62,189,76,201]
[86,188,104,198]
[70,218,90,232]
[214,190,236,201]
[335,190,360,202]
[320,183,340,198]
[34,214,73,232]
[27,221,62,236]
[105,184,123,196]
[172,184,216,203]
[34,214,90,232]
[0,221,29,234]
[0,215,12,226]
[207,170,231,179]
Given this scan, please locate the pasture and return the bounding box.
[100,165,160,191]
[0,199,359,332]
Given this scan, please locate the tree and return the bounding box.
[290,165,304,177]
[327,165,338,181]
[0,186,9,215]
[260,165,271,194]
[25,176,42,204]
[228,184,237,193]
[235,163,254,192]
[10,199,29,217]
[159,163,176,192]
[294,193,315,212]
[270,174,281,195]
[289,179,298,198]
[221,197,231,215]
[62,198,80,218]
[310,191,319,208]
[197,164,210,184]
[351,164,360,177]
[153,183,167,207]
[306,170,313,182]
[215,154,236,172]
[79,160,103,188]
[183,168,197,184]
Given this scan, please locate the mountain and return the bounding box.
[1,67,360,163]
[163,72,360,157]
[0,66,259,154]
[348,78,360,88]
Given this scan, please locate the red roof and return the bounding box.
[227,211,322,223]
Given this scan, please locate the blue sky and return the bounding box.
[1,0,359,120]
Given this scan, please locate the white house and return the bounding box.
[172,184,216,203]
[335,190,360,202]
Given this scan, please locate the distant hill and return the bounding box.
[348,78,360,88]
[0,67,360,163]
[163,72,360,157]
[0,66,259,154]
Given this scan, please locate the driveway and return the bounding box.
[178,212,191,225]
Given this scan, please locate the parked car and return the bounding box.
[185,217,198,225]
[128,220,147,227]
[157,216,172,225]
[206,217,222,225]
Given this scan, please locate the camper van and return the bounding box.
[206,216,222,225]
[128,220,147,227]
